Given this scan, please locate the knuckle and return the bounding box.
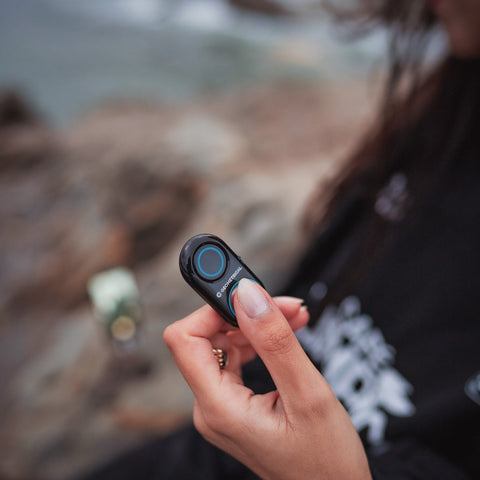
[162,323,177,348]
[163,322,190,351]
[193,409,218,445]
[192,408,205,432]
[203,405,231,433]
[196,400,242,438]
[193,407,209,437]
[305,386,337,419]
[261,326,294,354]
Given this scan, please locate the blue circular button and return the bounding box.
[194,245,227,281]
[228,279,260,317]
[228,281,241,317]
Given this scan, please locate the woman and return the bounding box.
[163,0,480,478]
[82,0,480,478]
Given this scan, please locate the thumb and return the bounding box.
[233,279,324,404]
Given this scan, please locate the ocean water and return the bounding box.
[0,0,387,125]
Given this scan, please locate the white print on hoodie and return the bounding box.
[297,296,416,447]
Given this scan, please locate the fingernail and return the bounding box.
[237,278,270,319]
[274,296,304,305]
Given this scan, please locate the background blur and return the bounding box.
[0,1,384,478]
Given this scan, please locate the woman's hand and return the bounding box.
[163,279,372,480]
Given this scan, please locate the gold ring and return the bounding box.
[212,348,227,369]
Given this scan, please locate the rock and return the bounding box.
[96,161,203,265]
[164,113,247,173]
[0,103,205,315]
[0,90,57,172]
[0,89,39,127]
[0,79,375,479]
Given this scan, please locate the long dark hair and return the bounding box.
[303,0,455,232]
[292,0,480,312]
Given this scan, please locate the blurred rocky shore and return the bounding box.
[0,77,375,480]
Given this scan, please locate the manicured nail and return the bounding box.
[274,296,304,305]
[237,278,270,319]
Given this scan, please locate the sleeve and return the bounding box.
[242,356,275,394]
[368,439,473,480]
[242,356,476,479]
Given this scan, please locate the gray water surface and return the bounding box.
[0,0,386,125]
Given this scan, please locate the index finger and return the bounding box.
[163,305,245,399]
